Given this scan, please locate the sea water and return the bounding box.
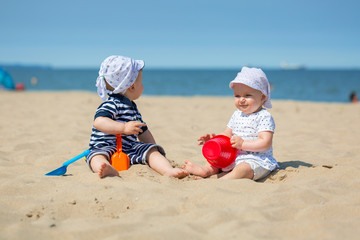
[2,67,360,103]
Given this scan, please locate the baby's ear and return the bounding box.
[262,94,267,102]
[127,83,136,92]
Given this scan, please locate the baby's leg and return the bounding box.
[90,154,119,178]
[147,148,188,179]
[183,161,219,178]
[219,162,254,180]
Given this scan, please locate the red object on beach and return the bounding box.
[202,135,237,169]
[110,135,130,171]
[15,83,25,91]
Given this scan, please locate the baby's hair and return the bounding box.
[104,78,114,91]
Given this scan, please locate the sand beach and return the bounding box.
[1,91,360,239]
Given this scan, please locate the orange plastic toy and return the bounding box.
[110,134,130,171]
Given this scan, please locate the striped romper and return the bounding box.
[86,94,165,170]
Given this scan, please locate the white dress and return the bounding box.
[227,108,279,171]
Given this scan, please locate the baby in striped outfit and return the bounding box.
[86,55,188,179]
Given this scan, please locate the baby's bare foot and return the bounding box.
[164,168,189,179]
[183,160,201,175]
[183,160,216,178]
[98,163,119,178]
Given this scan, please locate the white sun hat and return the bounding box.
[96,55,144,101]
[229,67,272,109]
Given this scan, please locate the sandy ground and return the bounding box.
[1,91,359,239]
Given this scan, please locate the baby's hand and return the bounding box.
[230,136,244,149]
[123,121,146,135]
[198,133,216,145]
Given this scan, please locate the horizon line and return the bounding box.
[1,63,360,71]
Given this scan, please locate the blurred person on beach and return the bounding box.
[350,91,358,104]
[183,67,279,180]
[0,68,15,90]
[86,55,188,179]
[0,68,25,91]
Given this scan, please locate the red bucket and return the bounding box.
[202,135,237,169]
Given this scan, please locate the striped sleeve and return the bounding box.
[94,100,117,120]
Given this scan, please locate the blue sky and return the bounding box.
[1,0,359,69]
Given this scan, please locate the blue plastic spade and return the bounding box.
[45,149,90,176]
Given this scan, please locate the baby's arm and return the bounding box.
[198,127,233,145]
[138,129,156,144]
[231,131,273,152]
[222,127,233,138]
[94,116,146,135]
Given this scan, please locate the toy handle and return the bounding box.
[116,134,122,152]
[111,135,130,171]
[62,149,90,166]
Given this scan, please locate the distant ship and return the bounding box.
[280,62,306,70]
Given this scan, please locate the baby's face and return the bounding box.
[232,83,266,115]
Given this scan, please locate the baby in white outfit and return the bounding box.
[183,67,279,180]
